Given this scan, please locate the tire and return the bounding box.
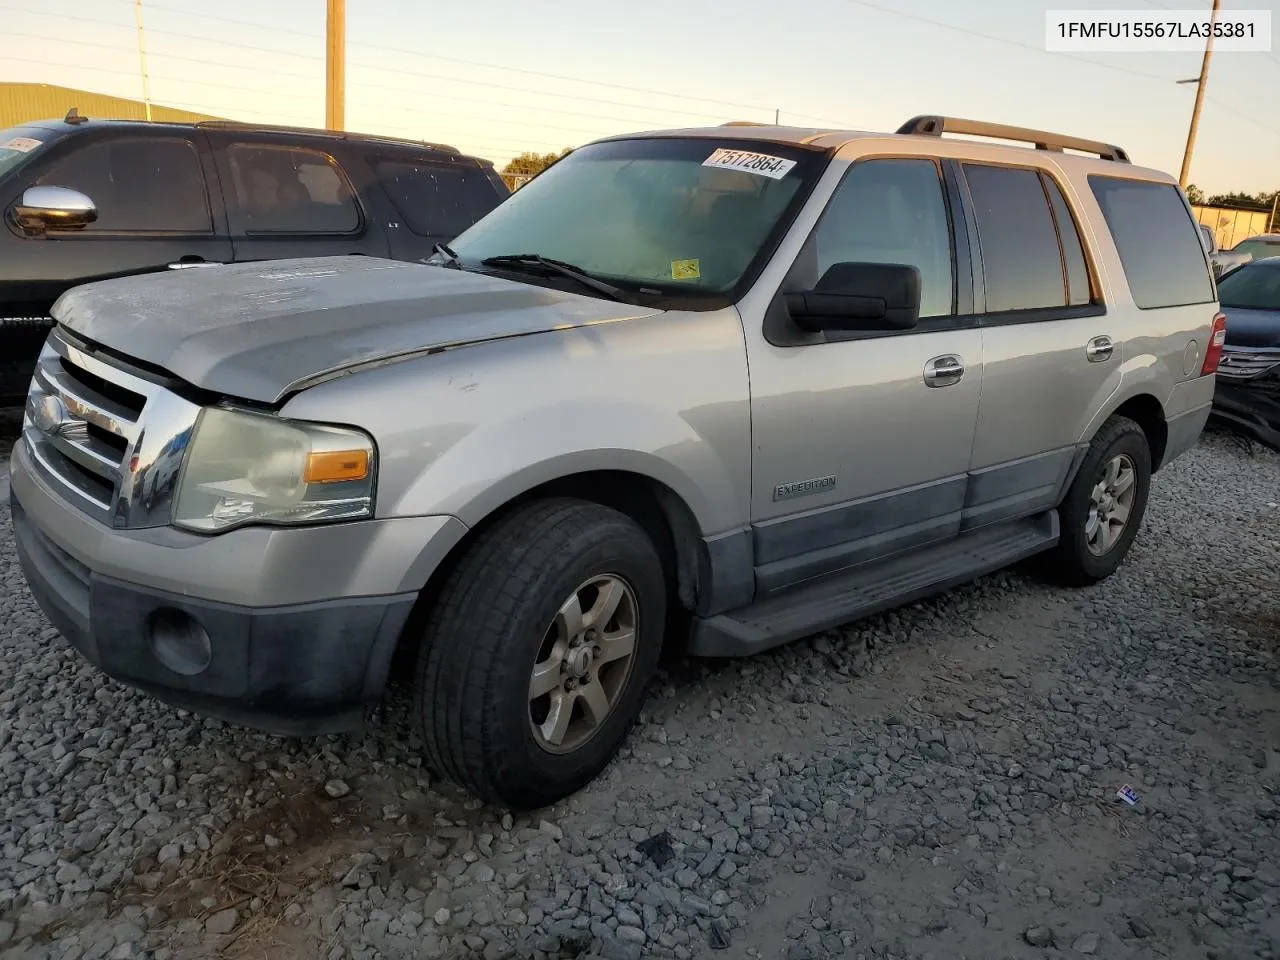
[413,498,666,808]
[1043,415,1152,586]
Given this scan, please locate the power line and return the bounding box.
[0,53,575,156]
[2,34,319,82]
[344,94,647,138]
[342,38,778,116]
[838,0,1184,86]
[5,26,753,133]
[0,6,324,61]
[13,0,787,117]
[344,71,733,129]
[3,8,758,129]
[5,29,740,133]
[88,0,777,122]
[1201,95,1280,138]
[345,60,744,124]
[95,0,324,40]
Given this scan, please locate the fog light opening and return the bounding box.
[148,608,213,677]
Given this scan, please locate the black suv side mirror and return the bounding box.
[784,261,921,333]
[12,185,98,235]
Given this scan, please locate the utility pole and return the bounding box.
[134,0,153,121]
[325,0,346,131]
[1177,0,1221,188]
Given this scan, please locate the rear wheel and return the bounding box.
[1043,415,1152,586]
[413,498,666,808]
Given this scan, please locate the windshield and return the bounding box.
[449,137,825,302]
[0,125,50,180]
[1232,239,1280,260]
[1217,262,1280,310]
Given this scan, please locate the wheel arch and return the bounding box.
[387,468,710,679]
[1106,393,1169,471]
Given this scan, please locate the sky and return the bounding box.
[1,0,1278,195]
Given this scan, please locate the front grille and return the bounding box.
[22,330,202,528]
[1218,348,1280,381]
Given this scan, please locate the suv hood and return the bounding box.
[51,256,660,403]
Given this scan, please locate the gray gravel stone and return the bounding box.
[323,779,352,799]
[203,910,238,936]
[0,425,1276,960]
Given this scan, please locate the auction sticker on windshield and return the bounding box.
[0,137,41,153]
[702,147,796,180]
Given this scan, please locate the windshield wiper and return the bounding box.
[430,242,462,268]
[480,253,629,302]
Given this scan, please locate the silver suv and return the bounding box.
[9,115,1224,808]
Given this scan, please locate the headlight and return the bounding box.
[173,407,376,533]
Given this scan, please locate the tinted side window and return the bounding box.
[963,164,1065,312]
[1088,176,1215,309]
[225,144,360,234]
[814,158,954,318]
[376,159,504,239]
[36,137,211,233]
[1042,175,1093,306]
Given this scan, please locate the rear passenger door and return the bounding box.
[372,155,508,260]
[208,134,389,263]
[959,162,1119,529]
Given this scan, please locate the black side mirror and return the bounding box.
[784,261,921,333]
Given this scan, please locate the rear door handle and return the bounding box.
[1086,335,1114,362]
[924,354,965,388]
[168,259,224,270]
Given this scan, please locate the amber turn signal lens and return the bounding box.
[304,449,370,484]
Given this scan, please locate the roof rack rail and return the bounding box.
[720,120,770,127]
[896,115,1130,163]
[193,120,459,153]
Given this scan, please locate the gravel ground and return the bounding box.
[1,419,1278,960]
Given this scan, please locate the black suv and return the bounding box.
[0,114,510,400]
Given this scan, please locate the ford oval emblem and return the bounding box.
[32,393,71,437]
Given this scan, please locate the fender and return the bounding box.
[279,308,754,541]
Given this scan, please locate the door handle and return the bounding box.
[168,259,223,270]
[1086,335,1114,363]
[924,354,965,388]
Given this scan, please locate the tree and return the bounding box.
[502,148,572,178]
[1185,183,1205,205]
[1206,191,1271,210]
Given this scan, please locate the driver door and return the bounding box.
[743,154,983,594]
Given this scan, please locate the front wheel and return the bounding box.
[413,498,666,809]
[1043,415,1152,586]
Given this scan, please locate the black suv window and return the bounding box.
[1042,175,1093,306]
[376,159,504,239]
[1088,176,1215,309]
[963,164,1071,313]
[225,144,360,235]
[35,137,211,233]
[813,158,955,318]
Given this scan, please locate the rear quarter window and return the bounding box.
[376,159,505,239]
[1087,176,1215,309]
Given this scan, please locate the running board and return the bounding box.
[689,511,1059,657]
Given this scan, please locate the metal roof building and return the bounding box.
[1,83,221,128]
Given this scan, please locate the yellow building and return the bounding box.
[0,83,221,128]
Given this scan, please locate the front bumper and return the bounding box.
[1212,378,1280,453]
[8,440,468,735]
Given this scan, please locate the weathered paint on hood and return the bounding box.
[51,256,660,403]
